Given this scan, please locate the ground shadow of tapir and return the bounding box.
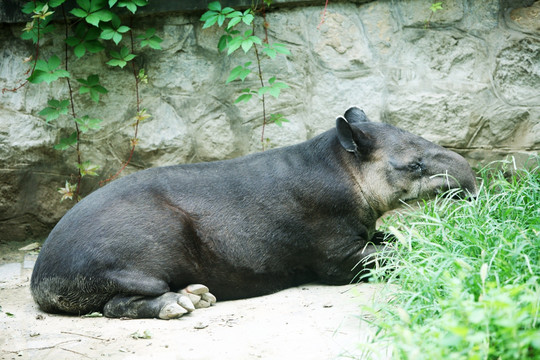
[31,107,477,319]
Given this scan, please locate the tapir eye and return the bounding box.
[408,161,424,174]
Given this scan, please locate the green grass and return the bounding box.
[360,158,540,360]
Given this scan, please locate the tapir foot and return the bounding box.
[179,284,217,310]
[103,284,216,319]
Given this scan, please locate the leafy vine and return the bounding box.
[3,0,162,201]
[200,1,291,150]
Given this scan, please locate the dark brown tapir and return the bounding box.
[31,107,477,319]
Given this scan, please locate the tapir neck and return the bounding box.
[298,130,381,230]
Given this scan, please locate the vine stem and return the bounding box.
[100,16,140,185]
[2,2,40,94]
[62,4,83,201]
[317,0,330,29]
[253,44,266,150]
[252,13,267,150]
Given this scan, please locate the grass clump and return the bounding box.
[361,158,540,360]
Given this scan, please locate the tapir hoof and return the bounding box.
[103,284,216,319]
[160,284,217,319]
[179,284,217,310]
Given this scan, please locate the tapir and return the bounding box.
[31,107,477,319]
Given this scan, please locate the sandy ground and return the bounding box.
[0,241,390,360]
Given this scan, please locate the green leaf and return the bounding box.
[268,81,289,98]
[241,39,253,53]
[86,9,113,26]
[127,3,137,12]
[221,7,234,15]
[217,34,231,52]
[242,12,254,25]
[227,16,242,29]
[117,0,138,13]
[75,115,103,132]
[269,113,289,127]
[33,59,49,72]
[100,27,116,40]
[273,43,291,55]
[430,2,443,12]
[144,28,156,37]
[117,25,130,33]
[47,55,61,70]
[263,47,277,59]
[110,13,121,27]
[70,7,88,18]
[27,56,70,84]
[107,47,134,67]
[54,132,78,150]
[258,86,269,97]
[65,36,80,47]
[138,29,163,50]
[208,1,221,11]
[88,0,105,12]
[263,43,291,59]
[226,63,251,83]
[84,40,104,53]
[106,58,127,68]
[235,93,253,103]
[202,15,218,29]
[217,14,226,27]
[120,46,129,57]
[100,25,126,44]
[147,36,163,49]
[39,99,70,122]
[226,10,242,18]
[77,75,108,103]
[112,32,122,44]
[227,36,243,55]
[249,36,262,45]
[200,11,215,22]
[258,79,288,98]
[74,44,86,58]
[76,0,91,11]
[22,2,37,14]
[21,17,55,44]
[86,26,100,39]
[109,0,118,6]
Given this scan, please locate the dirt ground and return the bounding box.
[0,241,391,360]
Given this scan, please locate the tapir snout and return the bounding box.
[31,106,478,319]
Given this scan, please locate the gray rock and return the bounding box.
[494,38,540,106]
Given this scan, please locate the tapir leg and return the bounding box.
[103,284,217,319]
[317,231,395,284]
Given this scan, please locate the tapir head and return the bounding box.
[336,107,477,214]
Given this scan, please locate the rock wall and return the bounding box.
[1,0,539,242]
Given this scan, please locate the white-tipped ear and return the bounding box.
[344,107,369,124]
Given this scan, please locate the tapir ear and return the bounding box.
[336,116,373,154]
[344,106,369,124]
